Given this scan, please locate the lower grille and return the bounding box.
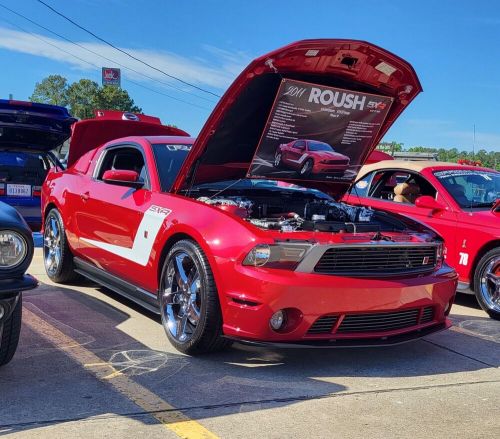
[337,309,420,333]
[307,315,338,334]
[421,306,434,323]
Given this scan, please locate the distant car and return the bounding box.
[42,40,457,355]
[0,100,75,230]
[274,140,350,177]
[346,160,500,319]
[0,201,37,366]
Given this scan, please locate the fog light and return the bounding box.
[270,310,286,331]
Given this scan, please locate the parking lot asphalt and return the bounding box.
[1,249,499,438]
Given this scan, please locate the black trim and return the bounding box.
[224,322,449,348]
[73,257,160,314]
[0,274,37,297]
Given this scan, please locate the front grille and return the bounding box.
[307,315,338,334]
[421,306,434,323]
[337,309,420,333]
[314,245,437,276]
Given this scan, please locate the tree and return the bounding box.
[30,75,142,119]
[94,86,141,114]
[29,74,68,106]
[66,79,100,120]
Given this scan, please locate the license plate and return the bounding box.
[6,184,31,197]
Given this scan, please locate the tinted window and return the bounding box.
[308,141,334,152]
[152,143,192,191]
[0,151,55,186]
[293,140,305,149]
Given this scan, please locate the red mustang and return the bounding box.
[274,140,350,177]
[346,160,499,319]
[42,40,457,354]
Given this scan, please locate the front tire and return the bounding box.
[473,248,500,320]
[0,294,22,367]
[44,208,78,283]
[299,158,314,177]
[159,240,231,354]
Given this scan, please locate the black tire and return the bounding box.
[0,294,22,367]
[274,152,283,168]
[44,208,78,283]
[299,158,314,177]
[473,247,500,320]
[159,239,231,354]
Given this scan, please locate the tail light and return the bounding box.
[33,186,42,197]
[0,183,4,196]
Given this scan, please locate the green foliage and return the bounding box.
[30,75,141,119]
[378,142,499,170]
[29,75,69,106]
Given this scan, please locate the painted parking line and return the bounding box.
[23,307,219,439]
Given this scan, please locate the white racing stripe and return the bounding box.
[81,205,171,266]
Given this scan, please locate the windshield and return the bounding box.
[434,169,500,209]
[308,141,333,152]
[152,143,193,191]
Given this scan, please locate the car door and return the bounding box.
[75,143,154,287]
[285,140,306,169]
[348,169,459,262]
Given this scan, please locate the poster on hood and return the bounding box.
[247,79,393,183]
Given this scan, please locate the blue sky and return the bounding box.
[0,0,499,151]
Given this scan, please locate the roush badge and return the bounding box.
[247,79,393,183]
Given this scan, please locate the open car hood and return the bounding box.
[67,110,189,167]
[171,39,422,198]
[0,100,76,152]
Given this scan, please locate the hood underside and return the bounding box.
[172,39,422,198]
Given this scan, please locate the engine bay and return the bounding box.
[190,181,409,234]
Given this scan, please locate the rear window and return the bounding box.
[152,143,192,191]
[0,151,55,186]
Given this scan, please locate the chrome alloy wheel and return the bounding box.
[300,159,312,175]
[479,256,500,313]
[43,214,62,276]
[161,251,202,343]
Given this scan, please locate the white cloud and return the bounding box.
[0,26,250,91]
[445,130,500,151]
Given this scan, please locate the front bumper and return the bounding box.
[0,274,38,298]
[312,163,349,174]
[218,262,457,344]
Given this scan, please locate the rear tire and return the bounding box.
[473,248,500,320]
[159,239,231,354]
[0,294,22,367]
[44,208,78,283]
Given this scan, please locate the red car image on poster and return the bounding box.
[42,40,457,355]
[274,139,350,177]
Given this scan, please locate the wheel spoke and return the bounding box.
[176,314,189,341]
[174,255,189,288]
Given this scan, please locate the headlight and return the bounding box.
[0,231,27,268]
[435,242,444,268]
[243,242,312,270]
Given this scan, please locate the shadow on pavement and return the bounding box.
[0,280,498,435]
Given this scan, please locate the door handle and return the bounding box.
[81,191,90,201]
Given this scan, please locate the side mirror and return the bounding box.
[102,170,143,188]
[415,195,445,211]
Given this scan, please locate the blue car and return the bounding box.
[0,100,75,230]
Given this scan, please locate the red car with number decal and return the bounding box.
[274,139,350,177]
[42,40,457,354]
[346,160,500,320]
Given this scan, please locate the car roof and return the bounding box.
[359,160,497,175]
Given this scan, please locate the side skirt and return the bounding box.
[73,257,160,315]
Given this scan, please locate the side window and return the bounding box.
[96,146,147,185]
[293,140,306,150]
[352,171,376,197]
[366,170,437,204]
